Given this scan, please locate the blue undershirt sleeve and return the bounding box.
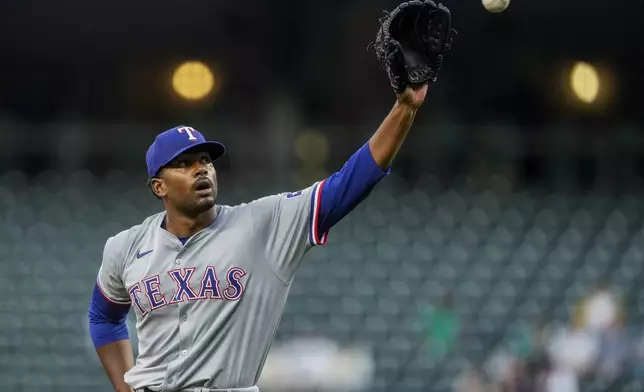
[312,142,390,243]
[88,283,131,349]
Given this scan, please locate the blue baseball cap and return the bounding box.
[146,125,226,178]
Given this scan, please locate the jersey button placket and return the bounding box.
[178,310,191,360]
[176,250,191,365]
[163,248,185,390]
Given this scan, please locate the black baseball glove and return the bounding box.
[372,0,456,94]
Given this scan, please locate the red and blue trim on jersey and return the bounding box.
[96,279,132,305]
[309,179,329,246]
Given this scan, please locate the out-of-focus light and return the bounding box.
[172,61,214,100]
[570,62,600,104]
[294,130,330,166]
[294,130,330,187]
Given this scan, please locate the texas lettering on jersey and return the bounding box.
[127,266,247,316]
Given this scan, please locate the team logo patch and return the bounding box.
[285,190,303,199]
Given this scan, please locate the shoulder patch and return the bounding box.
[285,190,303,199]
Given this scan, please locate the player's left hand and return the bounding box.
[396,83,428,109]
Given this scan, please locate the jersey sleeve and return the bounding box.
[96,232,132,305]
[88,283,131,348]
[250,182,325,284]
[251,143,390,283]
[316,142,390,235]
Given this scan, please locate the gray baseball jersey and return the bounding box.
[96,180,328,391]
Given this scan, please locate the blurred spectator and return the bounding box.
[595,319,630,381]
[258,334,374,392]
[498,360,522,392]
[546,323,597,390]
[521,354,552,392]
[422,293,460,361]
[573,282,624,335]
[485,347,517,388]
[507,320,548,361]
[497,321,552,392]
[630,328,644,379]
[453,365,497,392]
[543,365,578,392]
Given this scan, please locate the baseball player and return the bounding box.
[88,81,426,392]
[87,3,455,389]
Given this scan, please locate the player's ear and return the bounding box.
[150,177,166,199]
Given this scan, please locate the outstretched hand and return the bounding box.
[396,83,429,109]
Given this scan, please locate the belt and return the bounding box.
[136,387,259,392]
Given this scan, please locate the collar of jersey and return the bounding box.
[156,205,224,247]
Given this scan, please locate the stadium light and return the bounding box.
[295,130,330,166]
[570,62,600,104]
[172,61,215,100]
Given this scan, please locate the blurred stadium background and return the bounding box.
[1,0,644,391]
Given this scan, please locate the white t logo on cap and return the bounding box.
[177,126,198,141]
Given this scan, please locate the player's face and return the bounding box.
[156,150,218,216]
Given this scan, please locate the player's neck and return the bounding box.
[164,205,219,239]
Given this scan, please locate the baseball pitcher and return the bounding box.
[88,3,455,391]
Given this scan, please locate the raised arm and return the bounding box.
[315,85,429,239]
[368,85,428,169]
[253,85,429,284]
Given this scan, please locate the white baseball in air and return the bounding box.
[482,0,510,13]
